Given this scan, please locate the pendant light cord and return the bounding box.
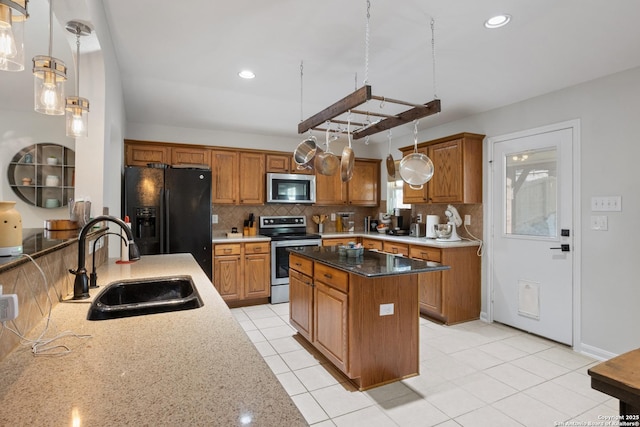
[48,0,54,57]
[74,31,80,96]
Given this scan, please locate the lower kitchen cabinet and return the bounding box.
[289,254,314,342]
[213,242,270,306]
[322,237,360,247]
[313,263,349,373]
[409,244,480,324]
[383,241,409,256]
[361,237,383,251]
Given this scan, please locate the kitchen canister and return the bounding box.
[0,201,23,256]
[45,175,60,187]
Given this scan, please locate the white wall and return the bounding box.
[369,66,640,357]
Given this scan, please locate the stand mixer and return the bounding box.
[436,205,462,242]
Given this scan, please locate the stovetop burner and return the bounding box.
[259,215,319,240]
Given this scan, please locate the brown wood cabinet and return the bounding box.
[322,237,360,247]
[383,241,409,256]
[211,150,265,205]
[409,244,480,324]
[289,251,419,390]
[400,133,484,204]
[266,154,291,173]
[171,146,211,167]
[289,254,314,342]
[239,152,265,204]
[213,241,270,305]
[125,142,170,166]
[315,159,380,206]
[361,238,383,251]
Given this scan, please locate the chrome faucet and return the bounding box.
[69,215,141,299]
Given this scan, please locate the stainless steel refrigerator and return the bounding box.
[123,165,212,279]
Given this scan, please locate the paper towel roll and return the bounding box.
[426,215,439,238]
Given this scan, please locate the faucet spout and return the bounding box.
[69,215,141,300]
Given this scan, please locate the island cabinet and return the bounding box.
[315,159,380,206]
[400,132,484,204]
[361,237,383,251]
[213,242,270,306]
[409,244,480,325]
[289,254,314,342]
[287,247,445,390]
[322,237,360,247]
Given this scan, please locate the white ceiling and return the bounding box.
[4,1,640,144]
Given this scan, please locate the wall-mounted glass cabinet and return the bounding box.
[7,143,75,209]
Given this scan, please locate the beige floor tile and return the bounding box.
[425,381,486,418]
[453,372,518,403]
[263,354,290,375]
[237,319,257,332]
[242,305,279,320]
[551,371,611,403]
[365,381,414,404]
[294,364,343,391]
[252,340,277,357]
[332,406,397,427]
[229,307,249,322]
[269,302,290,316]
[510,354,571,380]
[276,371,307,396]
[281,348,322,370]
[243,329,266,343]
[260,324,297,340]
[310,420,337,427]
[501,333,555,354]
[254,315,288,329]
[269,335,306,354]
[291,392,330,425]
[477,341,529,362]
[311,383,375,418]
[492,393,570,427]
[378,391,449,426]
[524,381,602,418]
[483,363,546,391]
[455,405,524,427]
[536,347,595,370]
[451,348,503,370]
[570,402,619,423]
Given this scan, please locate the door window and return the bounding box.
[504,148,557,238]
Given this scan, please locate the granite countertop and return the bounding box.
[0,254,306,426]
[319,231,481,248]
[289,246,450,278]
[0,227,106,272]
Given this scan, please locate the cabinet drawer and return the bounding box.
[290,254,313,276]
[383,242,409,256]
[362,238,383,251]
[290,269,313,285]
[322,238,355,247]
[214,244,241,256]
[245,242,269,254]
[315,263,348,293]
[409,246,442,262]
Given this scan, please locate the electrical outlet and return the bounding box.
[212,214,218,224]
[416,213,423,223]
[379,303,394,316]
[330,213,336,221]
[464,215,471,225]
[0,294,18,322]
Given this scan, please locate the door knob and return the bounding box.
[550,244,570,252]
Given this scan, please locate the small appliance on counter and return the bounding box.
[389,208,411,235]
[435,205,462,242]
[410,223,426,237]
[425,214,439,238]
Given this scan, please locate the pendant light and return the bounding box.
[0,0,28,72]
[32,0,66,115]
[65,21,90,137]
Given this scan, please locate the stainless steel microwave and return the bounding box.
[266,173,316,204]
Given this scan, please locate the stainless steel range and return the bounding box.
[259,215,322,304]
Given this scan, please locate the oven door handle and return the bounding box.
[271,239,322,248]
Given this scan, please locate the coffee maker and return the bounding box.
[390,208,411,235]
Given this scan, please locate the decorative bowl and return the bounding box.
[434,224,452,239]
[377,226,389,234]
[345,247,364,258]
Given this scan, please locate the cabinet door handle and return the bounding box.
[324,273,333,279]
[223,248,232,253]
[550,244,570,252]
[295,262,302,266]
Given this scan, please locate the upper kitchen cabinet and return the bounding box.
[171,146,211,168]
[125,140,170,166]
[211,150,265,205]
[315,158,380,206]
[266,154,290,173]
[400,133,484,204]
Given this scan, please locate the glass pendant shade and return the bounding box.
[0,1,28,72]
[33,55,66,115]
[65,96,89,137]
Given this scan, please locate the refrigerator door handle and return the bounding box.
[165,189,171,253]
[159,188,166,253]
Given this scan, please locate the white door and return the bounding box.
[490,125,574,345]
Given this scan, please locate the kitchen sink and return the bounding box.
[87,275,204,320]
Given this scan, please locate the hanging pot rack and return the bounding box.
[297,85,441,140]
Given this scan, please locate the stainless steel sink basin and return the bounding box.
[87,275,204,320]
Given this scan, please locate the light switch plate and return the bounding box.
[591,196,622,212]
[590,215,608,231]
[211,214,218,224]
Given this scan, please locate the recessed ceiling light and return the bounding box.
[484,14,511,29]
[238,70,255,79]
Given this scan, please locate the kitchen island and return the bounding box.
[288,246,449,390]
[0,254,306,426]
